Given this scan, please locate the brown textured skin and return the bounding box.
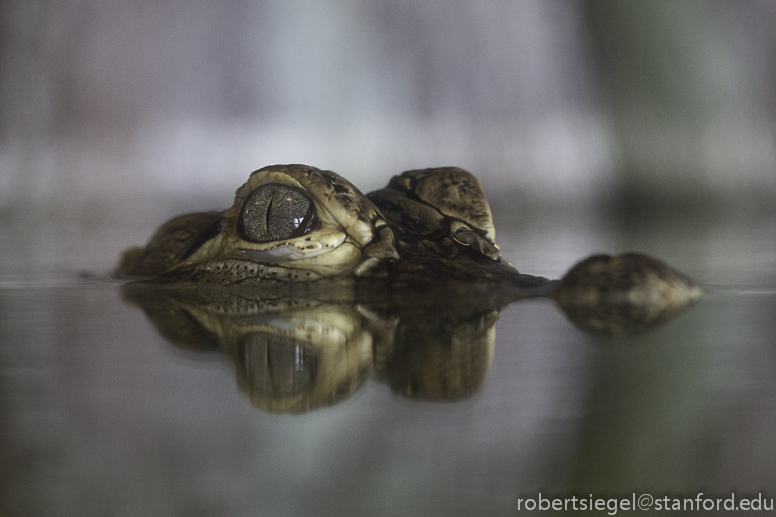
[116,165,396,284]
[118,165,705,412]
[115,165,508,286]
[116,212,221,277]
[116,164,702,333]
[229,164,387,247]
[552,253,703,333]
[373,167,496,240]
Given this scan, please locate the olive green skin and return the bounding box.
[116,164,397,283]
[116,164,511,286]
[118,164,704,414]
[116,164,701,329]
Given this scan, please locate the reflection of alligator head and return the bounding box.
[117,164,703,412]
[122,285,501,412]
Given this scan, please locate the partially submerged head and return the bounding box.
[115,164,399,284]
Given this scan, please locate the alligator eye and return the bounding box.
[240,184,316,243]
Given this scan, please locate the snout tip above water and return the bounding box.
[551,253,703,334]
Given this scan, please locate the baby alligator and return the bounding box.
[116,164,702,331]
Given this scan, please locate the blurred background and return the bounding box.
[1,0,774,220]
[2,3,776,515]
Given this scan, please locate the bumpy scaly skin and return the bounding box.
[116,164,701,331]
[116,165,399,284]
[552,253,703,333]
[116,212,222,277]
[367,167,501,264]
[115,164,508,285]
[117,164,706,417]
[117,165,706,416]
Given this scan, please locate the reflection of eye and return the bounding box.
[240,184,315,243]
[238,334,317,398]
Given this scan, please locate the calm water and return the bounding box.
[1,204,775,516]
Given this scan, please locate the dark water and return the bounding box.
[1,208,775,516]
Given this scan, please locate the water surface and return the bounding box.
[1,206,774,516]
